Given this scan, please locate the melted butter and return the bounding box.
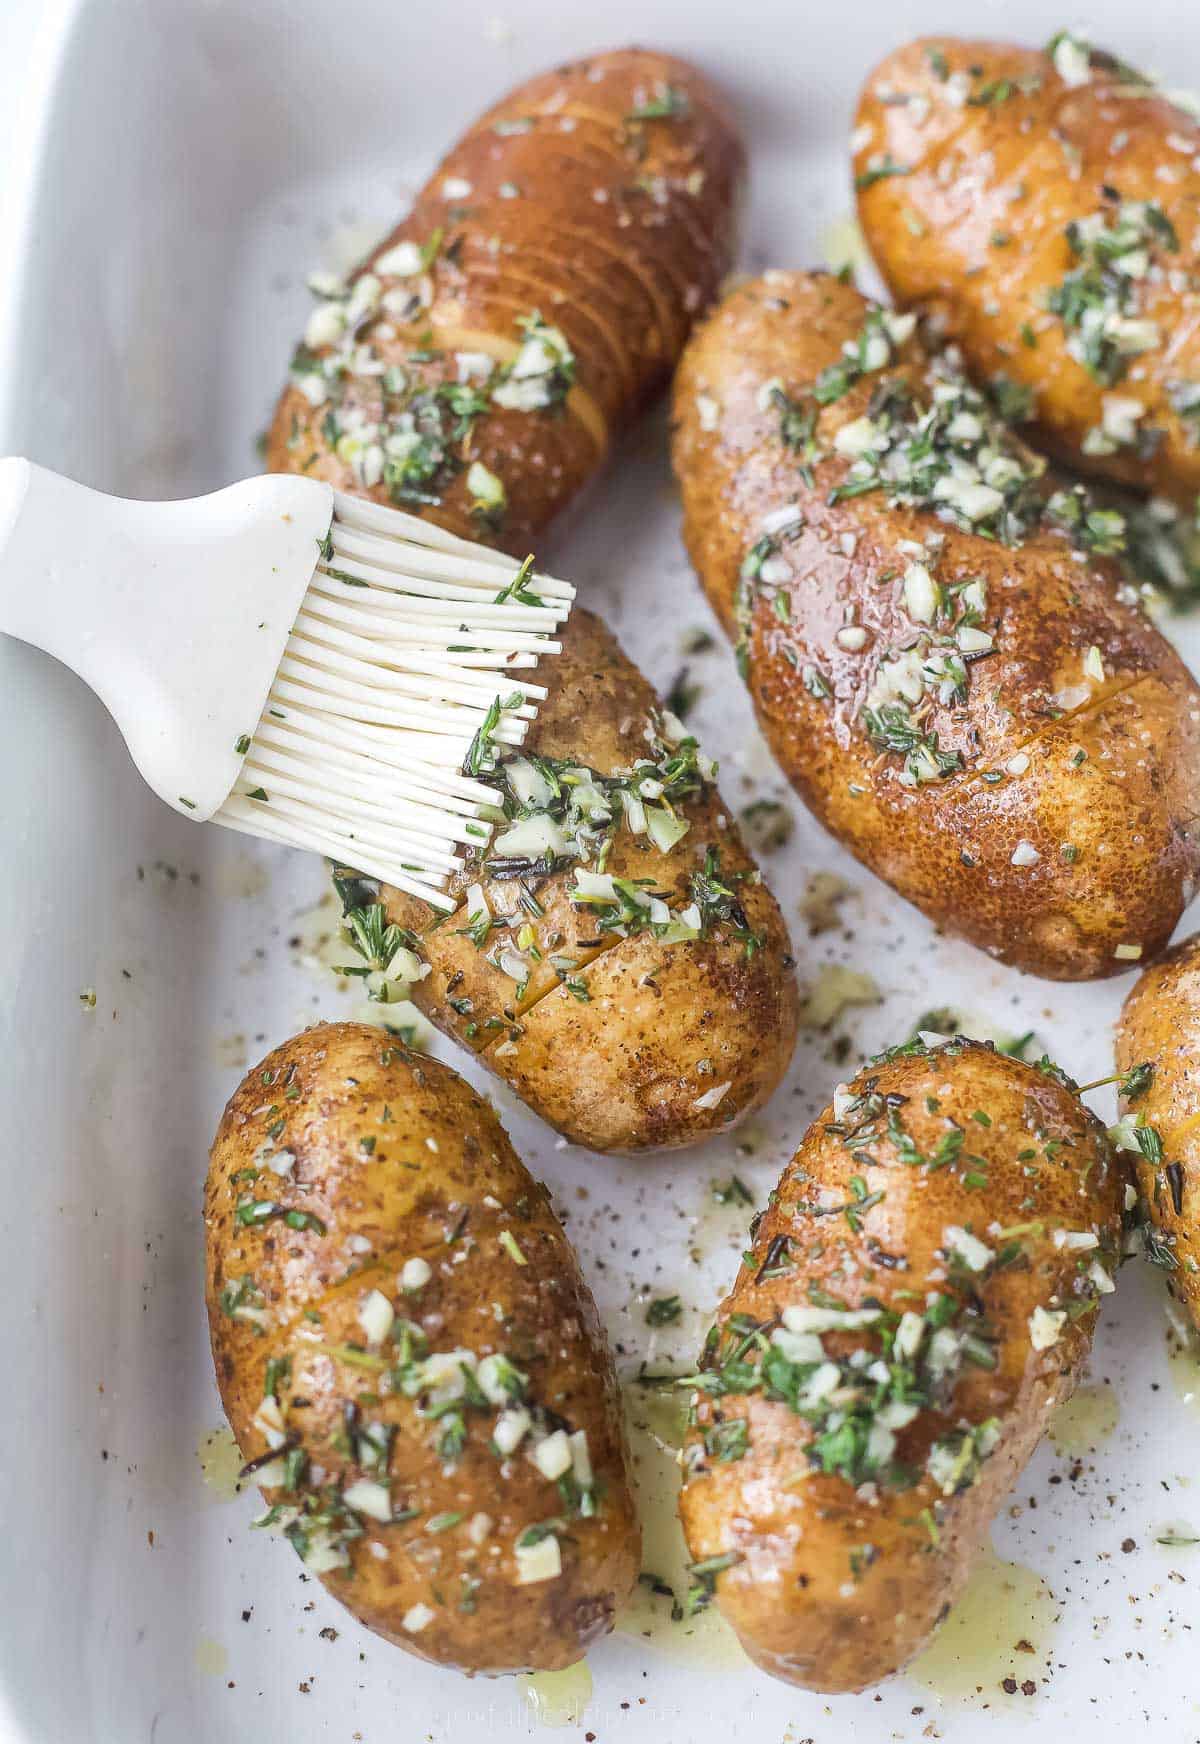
[215,853,270,901]
[819,213,871,278]
[194,1635,229,1676]
[685,1141,775,1269]
[517,1662,593,1726]
[1166,1318,1200,1418]
[908,1545,1058,1704]
[291,888,356,988]
[1049,1382,1120,1455]
[213,1031,249,1072]
[615,1384,746,1667]
[197,1426,245,1503]
[1154,1520,1200,1553]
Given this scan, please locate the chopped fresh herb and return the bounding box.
[684,1550,743,1615]
[627,83,690,122]
[856,156,913,191]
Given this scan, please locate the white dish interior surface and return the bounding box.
[4,0,1200,1738]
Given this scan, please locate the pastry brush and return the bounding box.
[0,458,573,909]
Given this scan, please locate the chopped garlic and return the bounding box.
[944,1225,994,1273]
[569,1430,593,1488]
[342,1478,393,1523]
[1053,34,1092,87]
[834,416,883,457]
[357,1288,395,1347]
[493,1407,532,1455]
[532,1430,573,1481]
[515,1534,562,1585]
[902,562,937,624]
[1029,1305,1067,1351]
[400,1256,432,1293]
[782,1303,881,1334]
[467,1512,494,1545]
[375,240,425,277]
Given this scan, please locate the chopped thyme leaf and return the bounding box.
[702,1418,749,1463]
[1118,1061,1155,1102]
[684,1550,742,1614]
[627,83,689,122]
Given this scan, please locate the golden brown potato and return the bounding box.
[1115,933,1200,1320]
[671,270,1200,979]
[854,34,1200,507]
[262,55,793,1149]
[205,1022,639,1674]
[354,606,799,1153]
[266,47,743,554]
[678,1036,1123,1691]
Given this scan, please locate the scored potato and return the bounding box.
[678,1036,1122,1691]
[854,34,1200,508]
[266,47,744,554]
[356,606,799,1154]
[263,52,795,1150]
[671,269,1200,979]
[1115,935,1200,1322]
[205,1022,639,1673]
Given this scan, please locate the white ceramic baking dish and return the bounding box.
[2,0,1199,1738]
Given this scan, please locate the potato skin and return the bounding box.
[671,270,1200,979]
[1116,933,1200,1321]
[855,36,1200,507]
[678,1038,1122,1692]
[266,47,743,554]
[205,1023,639,1673]
[379,606,799,1153]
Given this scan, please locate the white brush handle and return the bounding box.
[0,459,333,818]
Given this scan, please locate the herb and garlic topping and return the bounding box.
[288,253,578,534]
[327,703,766,1028]
[215,1040,615,1610]
[854,29,1200,585]
[728,299,1169,789]
[250,1315,598,1591]
[681,1038,1120,1595]
[1047,198,1177,391]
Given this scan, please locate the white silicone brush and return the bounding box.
[0,458,573,909]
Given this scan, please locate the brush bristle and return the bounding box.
[214,493,573,909]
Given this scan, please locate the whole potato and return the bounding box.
[1115,934,1200,1318]
[347,605,799,1154]
[854,34,1200,507]
[265,55,795,1149]
[205,1022,639,1673]
[266,47,743,554]
[678,1037,1122,1691]
[671,269,1200,979]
